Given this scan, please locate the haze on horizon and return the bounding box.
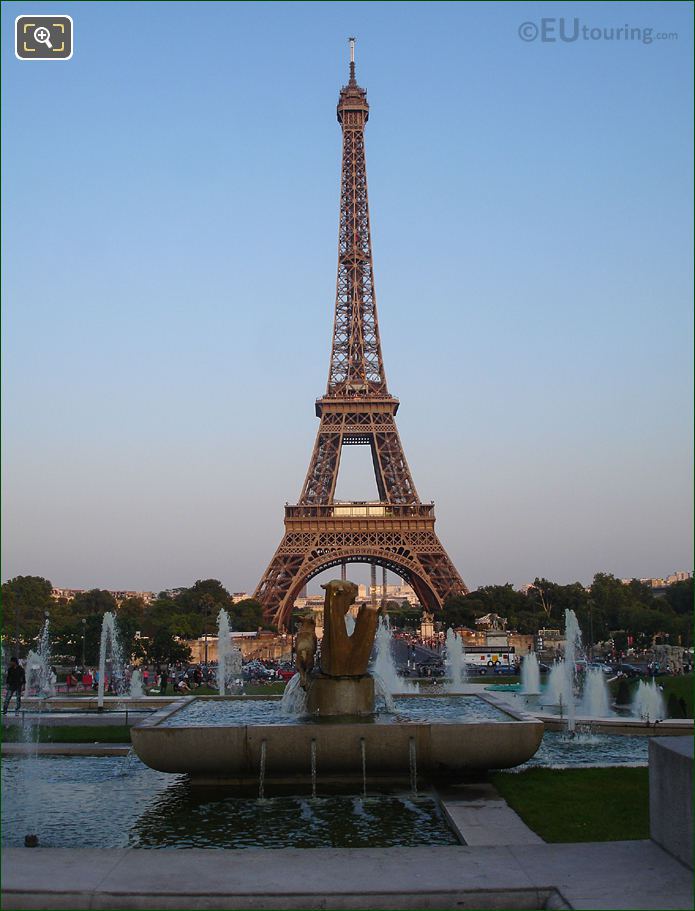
[2,1,693,597]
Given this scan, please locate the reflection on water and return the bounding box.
[1,756,457,849]
[131,784,458,849]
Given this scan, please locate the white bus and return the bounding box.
[463,645,518,675]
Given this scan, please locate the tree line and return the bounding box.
[2,572,691,666]
[442,574,693,651]
[1,576,267,666]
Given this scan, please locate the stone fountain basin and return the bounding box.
[131,697,544,781]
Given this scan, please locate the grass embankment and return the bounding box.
[2,725,132,744]
[491,767,649,843]
[657,675,694,717]
[608,674,694,717]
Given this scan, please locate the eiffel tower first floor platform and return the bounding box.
[254,502,468,630]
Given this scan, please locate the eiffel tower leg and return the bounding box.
[255,523,468,630]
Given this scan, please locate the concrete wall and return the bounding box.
[649,736,693,868]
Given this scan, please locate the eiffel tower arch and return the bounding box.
[255,41,468,629]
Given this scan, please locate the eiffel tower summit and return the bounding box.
[255,40,468,629]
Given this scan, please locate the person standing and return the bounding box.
[3,657,26,714]
[159,666,169,695]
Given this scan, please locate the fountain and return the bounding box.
[97,612,125,709]
[372,616,417,699]
[280,673,308,715]
[520,653,541,695]
[444,628,467,693]
[216,609,242,696]
[580,667,611,718]
[543,659,566,709]
[562,609,582,732]
[129,668,144,698]
[25,618,54,698]
[132,579,544,781]
[632,678,666,721]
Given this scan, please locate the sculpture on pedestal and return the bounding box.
[301,579,381,716]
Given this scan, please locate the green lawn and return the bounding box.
[491,767,649,843]
[608,674,694,717]
[657,675,694,717]
[2,725,132,743]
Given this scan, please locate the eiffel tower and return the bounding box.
[255,40,468,629]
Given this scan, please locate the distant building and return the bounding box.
[51,588,156,605]
[537,628,565,657]
[356,583,419,605]
[475,613,507,631]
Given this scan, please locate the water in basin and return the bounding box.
[160,695,511,727]
[1,755,458,849]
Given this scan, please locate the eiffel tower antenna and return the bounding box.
[254,49,468,629]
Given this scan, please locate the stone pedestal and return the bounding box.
[649,736,693,868]
[306,674,375,716]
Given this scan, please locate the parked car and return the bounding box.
[612,662,646,678]
[243,661,275,681]
[416,661,445,678]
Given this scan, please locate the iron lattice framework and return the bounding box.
[254,45,468,629]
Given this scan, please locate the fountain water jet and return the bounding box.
[281,673,308,715]
[97,613,125,709]
[310,739,317,798]
[563,610,582,732]
[543,660,566,708]
[408,737,418,795]
[520,653,541,694]
[580,667,611,717]
[444,628,467,693]
[129,669,144,698]
[258,740,267,799]
[360,737,367,797]
[26,618,54,698]
[217,609,242,696]
[372,616,417,699]
[632,678,665,721]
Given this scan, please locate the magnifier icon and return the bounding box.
[33,26,53,49]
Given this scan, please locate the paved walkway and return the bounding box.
[1,712,149,727]
[2,841,691,910]
[437,781,544,846]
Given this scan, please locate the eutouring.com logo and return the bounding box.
[518,18,678,45]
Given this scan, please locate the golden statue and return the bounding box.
[320,580,380,677]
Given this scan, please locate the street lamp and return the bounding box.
[81,618,87,669]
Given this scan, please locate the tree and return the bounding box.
[441,595,478,630]
[1,576,54,649]
[230,598,266,632]
[175,579,231,617]
[70,589,118,619]
[664,578,693,615]
[144,629,191,665]
[116,597,147,663]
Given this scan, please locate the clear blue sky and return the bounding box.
[2,1,692,595]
